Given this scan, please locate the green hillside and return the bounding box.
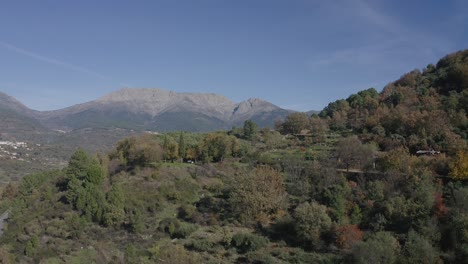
[0,50,466,263]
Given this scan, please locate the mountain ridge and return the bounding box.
[1,88,294,133]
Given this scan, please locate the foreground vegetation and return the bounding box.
[0,50,467,263]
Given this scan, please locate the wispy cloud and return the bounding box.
[353,0,404,35]
[311,39,402,68]
[308,0,452,70]
[0,40,130,87]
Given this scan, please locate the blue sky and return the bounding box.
[0,0,467,111]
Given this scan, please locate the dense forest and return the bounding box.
[0,50,466,263]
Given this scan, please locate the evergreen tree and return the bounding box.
[243,120,258,140]
[178,132,186,161]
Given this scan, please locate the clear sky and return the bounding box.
[0,0,467,111]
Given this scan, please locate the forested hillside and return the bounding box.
[0,50,466,263]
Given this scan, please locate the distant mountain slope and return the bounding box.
[37,88,292,131]
[0,92,47,141]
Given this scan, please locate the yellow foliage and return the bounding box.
[450,150,468,180]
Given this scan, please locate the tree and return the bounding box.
[352,232,400,264]
[399,231,440,264]
[166,141,179,162]
[335,136,374,172]
[280,112,310,134]
[334,224,363,250]
[66,149,105,205]
[103,184,125,227]
[76,184,106,223]
[321,180,351,223]
[262,130,285,149]
[449,150,468,180]
[293,201,331,248]
[162,135,169,161]
[67,149,104,184]
[201,133,238,162]
[243,120,258,140]
[116,135,163,167]
[229,167,287,225]
[309,116,328,142]
[178,132,186,161]
[66,149,108,224]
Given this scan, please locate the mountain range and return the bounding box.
[1,88,293,138]
[0,88,294,179]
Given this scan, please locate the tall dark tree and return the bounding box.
[66,149,107,223]
[178,132,186,161]
[243,120,258,140]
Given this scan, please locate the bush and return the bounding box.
[245,251,277,264]
[158,218,180,237]
[351,232,400,264]
[185,239,215,252]
[293,201,331,248]
[172,222,198,239]
[231,232,268,254]
[178,204,198,221]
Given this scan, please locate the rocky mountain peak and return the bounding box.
[233,97,277,115]
[0,88,292,132]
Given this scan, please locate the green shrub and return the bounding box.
[172,222,198,238]
[245,251,277,263]
[24,235,39,257]
[185,239,215,252]
[178,204,197,221]
[231,232,268,253]
[158,218,180,236]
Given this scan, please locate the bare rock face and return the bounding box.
[97,88,237,119]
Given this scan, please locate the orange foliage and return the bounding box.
[433,193,448,218]
[335,224,363,250]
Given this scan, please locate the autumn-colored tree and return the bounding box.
[229,167,287,225]
[449,150,468,180]
[166,141,179,162]
[116,135,163,167]
[433,192,448,218]
[376,147,416,174]
[201,133,238,162]
[1,182,18,199]
[185,145,201,162]
[334,224,363,250]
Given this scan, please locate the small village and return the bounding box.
[0,141,35,161]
